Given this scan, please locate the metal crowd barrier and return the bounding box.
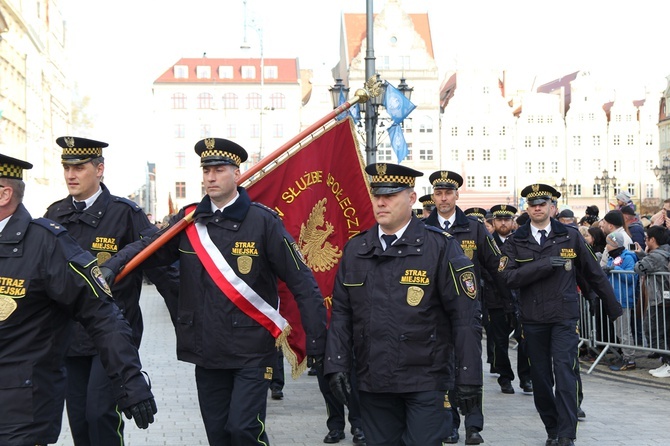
[579,270,670,374]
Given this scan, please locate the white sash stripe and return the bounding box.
[195,222,288,331]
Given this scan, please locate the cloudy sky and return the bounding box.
[61,0,669,196]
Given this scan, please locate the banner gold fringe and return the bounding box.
[275,324,307,379]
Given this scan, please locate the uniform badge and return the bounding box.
[97,252,111,265]
[0,296,17,321]
[459,271,477,299]
[444,392,452,408]
[264,367,273,380]
[90,265,113,298]
[464,248,474,260]
[498,256,509,272]
[237,255,253,274]
[564,259,572,271]
[406,286,424,306]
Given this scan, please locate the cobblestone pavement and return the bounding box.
[54,285,670,445]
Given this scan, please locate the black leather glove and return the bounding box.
[99,266,116,286]
[123,397,157,429]
[328,372,351,407]
[549,256,568,268]
[456,384,482,415]
[307,355,324,375]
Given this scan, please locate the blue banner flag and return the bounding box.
[349,102,361,124]
[384,82,416,124]
[335,89,348,121]
[388,123,409,163]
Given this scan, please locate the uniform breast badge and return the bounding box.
[406,286,424,306]
[97,252,112,265]
[237,255,253,274]
[564,259,572,271]
[0,296,17,321]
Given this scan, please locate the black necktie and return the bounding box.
[73,201,86,211]
[443,220,450,230]
[539,229,547,246]
[381,234,397,251]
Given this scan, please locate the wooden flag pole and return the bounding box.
[114,88,373,283]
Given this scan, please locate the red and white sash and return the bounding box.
[184,212,289,340]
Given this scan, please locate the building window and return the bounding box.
[175,152,186,167]
[171,93,187,109]
[174,65,188,79]
[573,158,582,171]
[467,149,475,161]
[377,143,393,161]
[593,158,601,171]
[627,134,634,145]
[270,93,285,109]
[200,124,211,138]
[482,149,490,161]
[527,115,534,124]
[482,126,489,136]
[538,136,545,148]
[483,176,491,188]
[593,135,601,146]
[499,148,507,161]
[451,148,459,161]
[466,177,475,188]
[571,184,582,196]
[197,92,213,109]
[175,181,186,199]
[646,183,654,198]
[196,65,211,79]
[613,135,620,145]
[627,183,635,196]
[573,135,581,146]
[645,133,654,145]
[547,116,553,124]
[241,65,256,79]
[646,159,654,170]
[272,124,283,138]
[264,65,278,79]
[451,127,458,137]
[551,161,558,174]
[525,162,532,174]
[222,93,238,109]
[418,145,433,161]
[247,93,261,109]
[499,126,506,136]
[615,114,621,122]
[524,136,531,148]
[419,117,433,133]
[613,160,619,172]
[225,124,236,138]
[218,65,233,79]
[403,119,413,133]
[588,113,595,121]
[538,115,544,124]
[250,124,260,138]
[538,161,545,173]
[499,176,507,187]
[174,124,185,139]
[467,126,474,136]
[552,136,559,148]
[593,184,601,196]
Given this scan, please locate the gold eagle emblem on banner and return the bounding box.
[298,198,342,272]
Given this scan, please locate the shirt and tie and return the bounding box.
[531,225,551,246]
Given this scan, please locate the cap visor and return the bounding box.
[370,186,409,195]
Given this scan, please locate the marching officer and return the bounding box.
[487,204,532,394]
[499,184,622,446]
[424,171,509,445]
[325,163,483,446]
[99,138,327,445]
[463,207,487,223]
[0,153,156,446]
[418,194,436,217]
[44,136,179,446]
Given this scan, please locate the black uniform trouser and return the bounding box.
[316,366,362,433]
[359,390,448,446]
[270,349,285,391]
[195,365,271,446]
[488,308,531,384]
[523,320,579,440]
[65,355,124,446]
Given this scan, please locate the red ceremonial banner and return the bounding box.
[246,118,375,377]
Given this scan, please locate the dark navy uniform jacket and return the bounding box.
[104,187,326,369]
[324,216,483,392]
[45,183,179,354]
[0,204,152,445]
[500,219,622,323]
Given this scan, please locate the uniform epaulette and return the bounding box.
[31,218,68,235]
[112,196,142,212]
[251,201,279,217]
[424,224,453,237]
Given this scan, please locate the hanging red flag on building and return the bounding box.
[246,118,375,377]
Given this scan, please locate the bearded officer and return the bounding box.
[325,163,482,446]
[0,153,156,446]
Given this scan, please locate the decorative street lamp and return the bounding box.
[594,169,617,210]
[653,156,670,199]
[554,178,571,205]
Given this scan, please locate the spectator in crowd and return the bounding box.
[582,205,600,226]
[650,198,670,227]
[633,225,670,378]
[557,209,576,226]
[599,210,633,267]
[602,232,639,371]
[621,205,646,251]
[615,191,635,212]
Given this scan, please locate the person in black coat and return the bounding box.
[44,136,179,446]
[499,184,622,446]
[0,153,156,446]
